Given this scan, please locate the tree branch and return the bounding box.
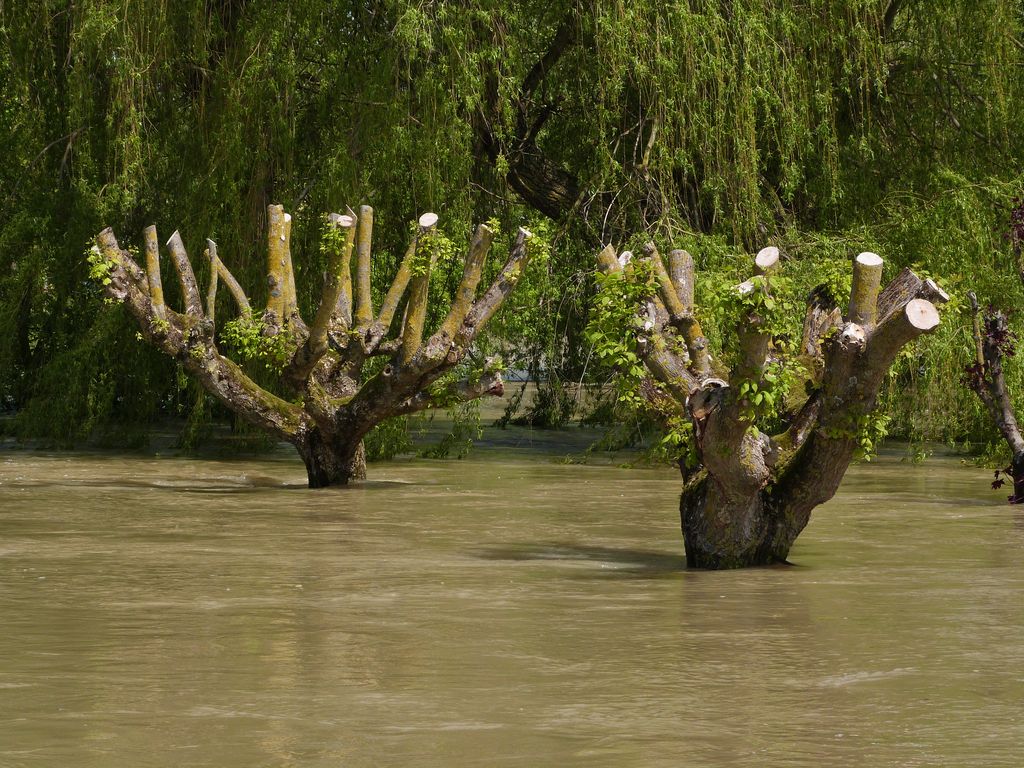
[354,204,374,327]
[848,251,884,328]
[437,222,495,340]
[204,239,220,323]
[142,225,165,318]
[454,227,532,347]
[392,369,505,416]
[212,246,252,320]
[265,204,289,324]
[96,228,306,440]
[165,230,203,317]
[285,213,357,386]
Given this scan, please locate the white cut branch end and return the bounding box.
[855,251,883,267]
[906,298,940,331]
[923,278,950,304]
[840,322,867,346]
[755,246,780,273]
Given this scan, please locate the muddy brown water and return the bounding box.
[1,438,1023,767]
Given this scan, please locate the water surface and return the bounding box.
[1,444,1022,767]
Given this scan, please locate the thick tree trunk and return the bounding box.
[679,432,856,568]
[295,431,367,488]
[680,477,808,569]
[680,478,777,568]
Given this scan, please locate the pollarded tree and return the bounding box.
[592,243,947,569]
[92,205,532,487]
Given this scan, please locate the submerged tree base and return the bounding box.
[680,476,792,569]
[297,434,367,488]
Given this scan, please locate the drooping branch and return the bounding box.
[474,13,589,229]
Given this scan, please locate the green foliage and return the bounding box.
[416,227,458,277]
[419,400,482,459]
[220,319,291,373]
[2,1,1023,458]
[585,263,657,409]
[822,409,892,461]
[364,416,415,461]
[85,246,115,286]
[318,214,349,259]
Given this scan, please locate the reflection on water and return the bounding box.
[1,445,1023,767]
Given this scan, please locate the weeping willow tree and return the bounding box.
[1,1,1022,455]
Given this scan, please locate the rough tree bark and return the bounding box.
[965,293,1024,502]
[596,245,947,569]
[963,202,1024,502]
[93,206,532,487]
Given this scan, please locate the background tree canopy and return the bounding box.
[2,0,1023,454]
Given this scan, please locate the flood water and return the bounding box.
[1,436,1023,766]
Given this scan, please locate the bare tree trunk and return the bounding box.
[965,292,1024,502]
[93,207,533,487]
[596,246,946,568]
[295,430,367,488]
